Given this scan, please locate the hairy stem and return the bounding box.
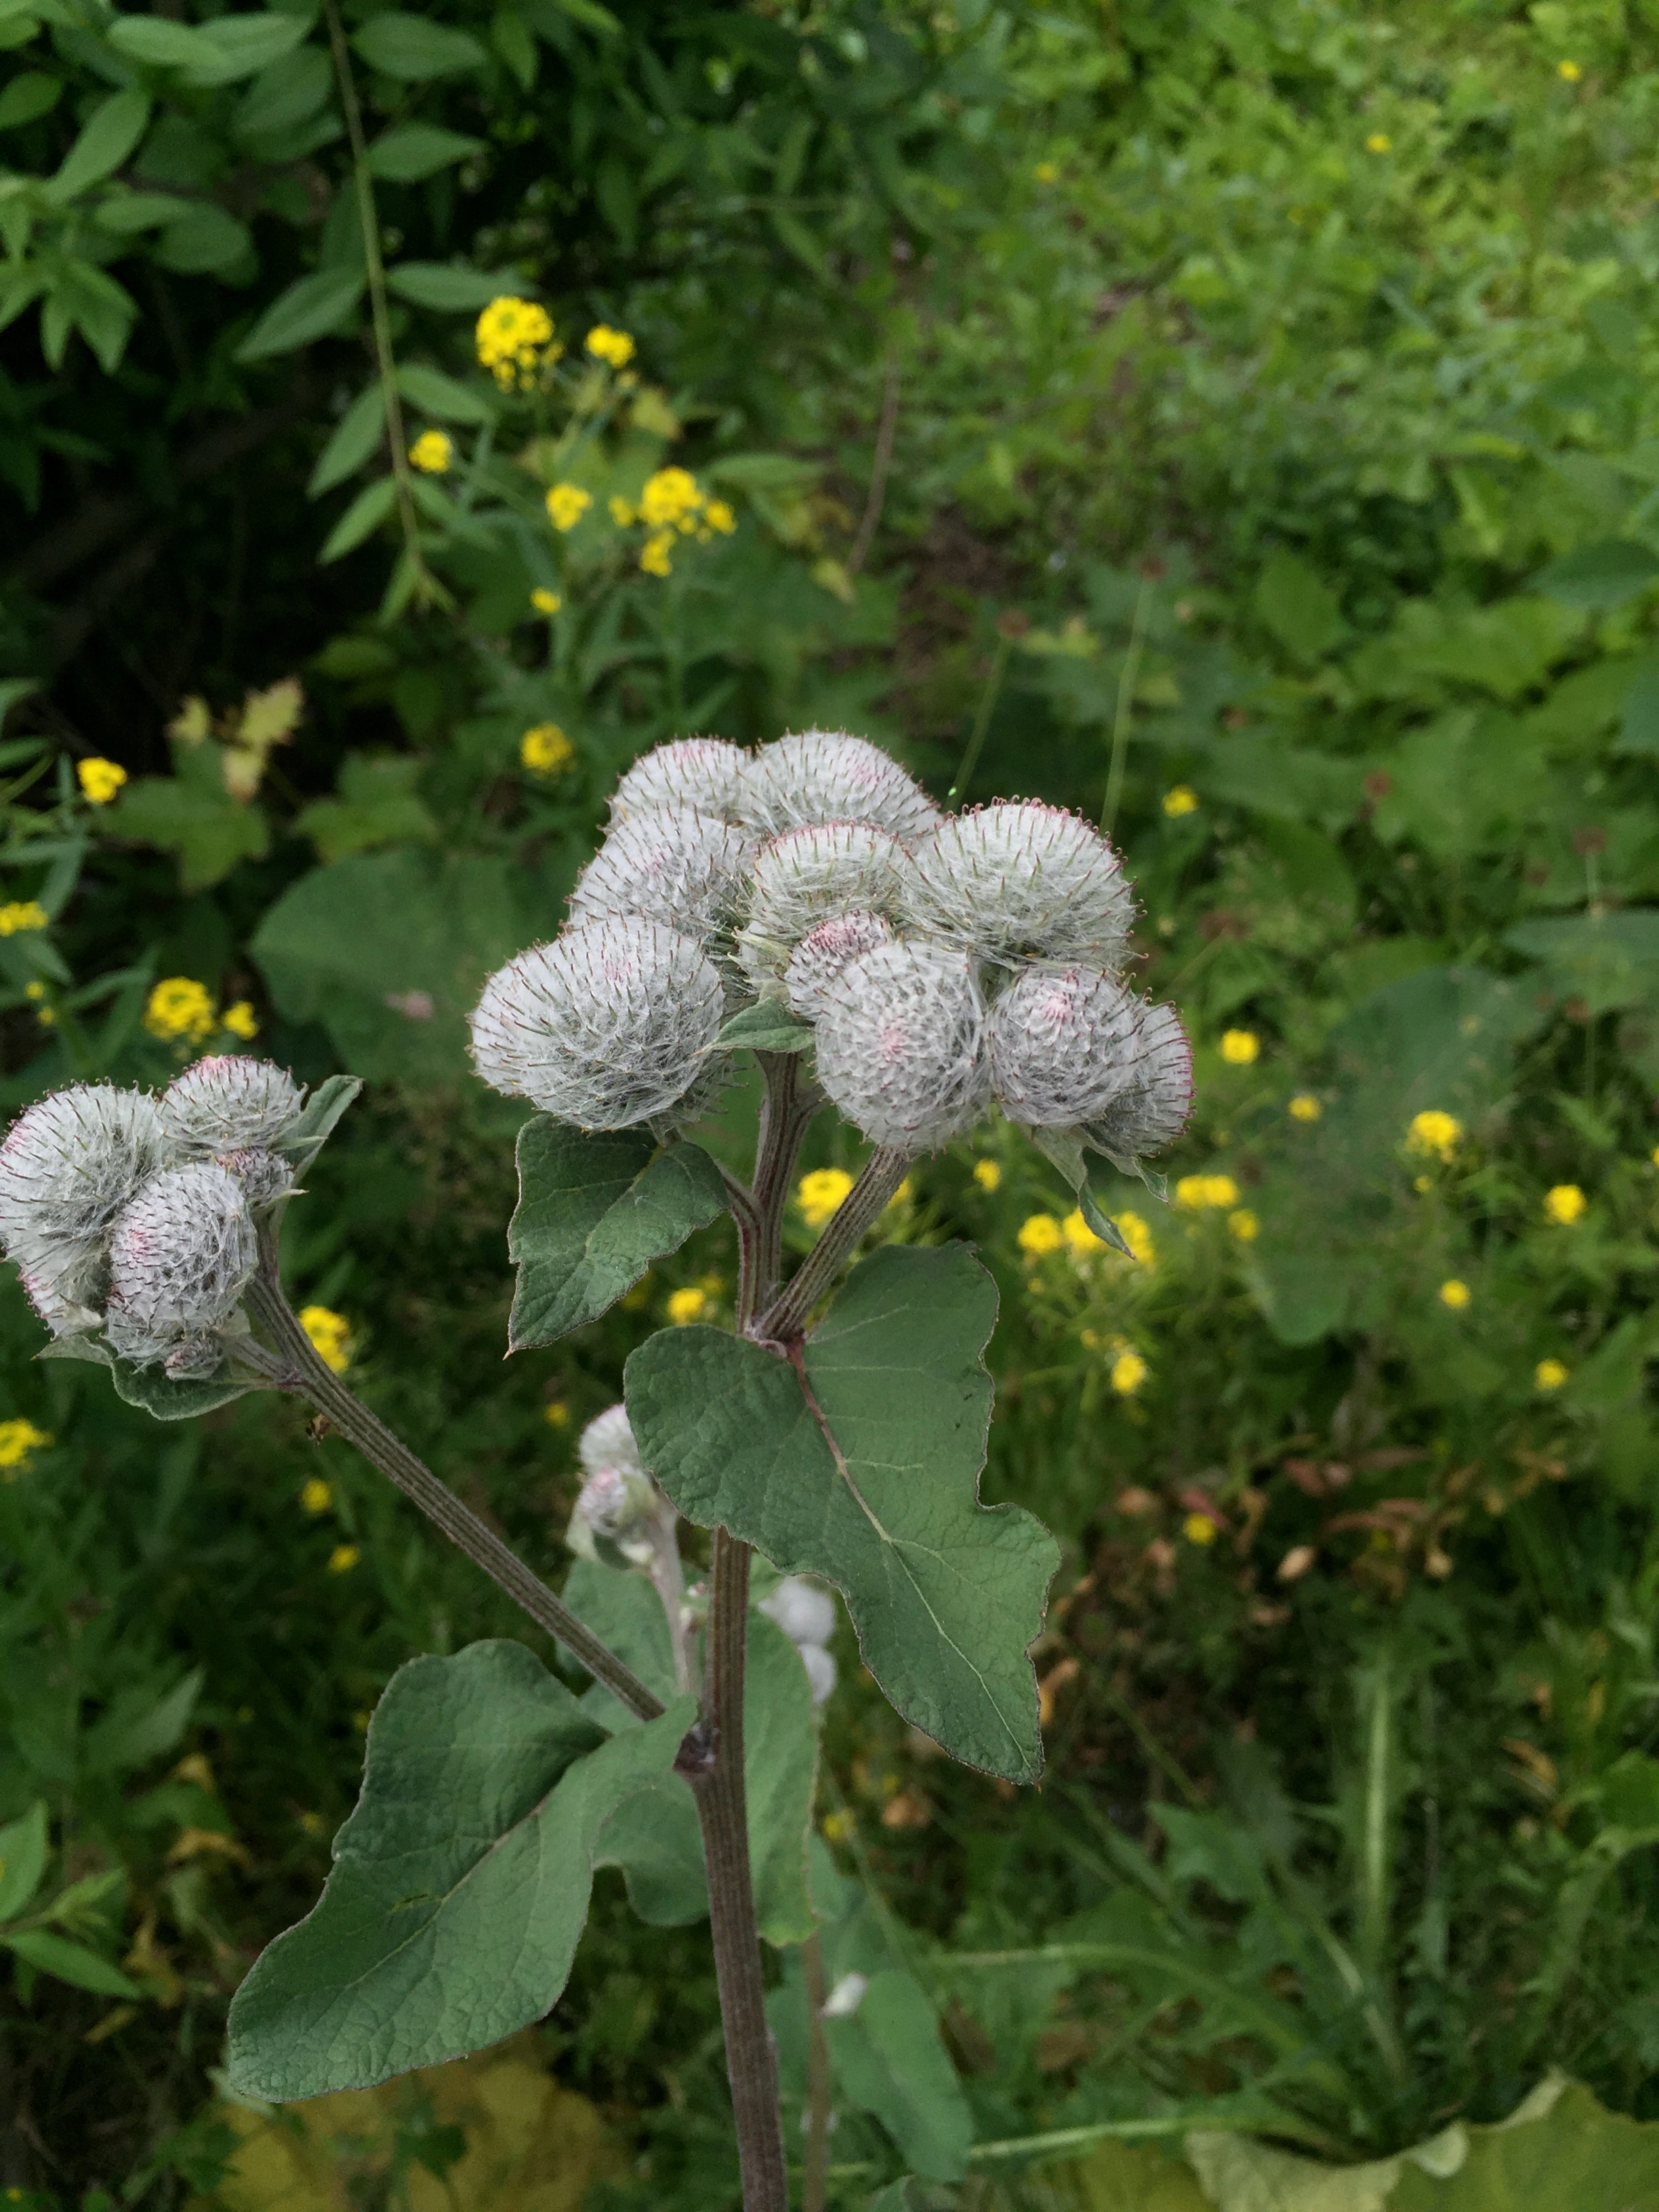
[802,1932,832,2212]
[754,1144,910,1344]
[236,1276,663,1723]
[739,1049,821,1326]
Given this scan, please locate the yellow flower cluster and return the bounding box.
[1543,1183,1586,1226]
[585,324,636,368]
[1288,1093,1322,1122]
[78,757,127,805]
[1018,1212,1064,1257]
[667,1286,709,1325]
[224,1001,259,1040]
[972,1159,1002,1192]
[1227,1208,1258,1242]
[546,483,592,532]
[327,1543,359,1574]
[1536,1358,1569,1391]
[1183,1511,1218,1545]
[1407,1109,1461,1162]
[623,468,737,578]
[300,1305,351,1373]
[1219,1029,1258,1065]
[474,296,558,390]
[300,1477,332,1515]
[0,1418,51,1479]
[530,588,562,616]
[408,430,452,474]
[520,723,575,777]
[1175,1173,1239,1210]
[1557,58,1582,81]
[798,1168,854,1228]
[1162,785,1197,817]
[1111,1351,1147,1395]
[1366,131,1392,152]
[1439,1278,1470,1311]
[144,977,216,1045]
[0,901,47,936]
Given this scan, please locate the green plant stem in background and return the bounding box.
[1101,573,1152,839]
[234,1271,662,1723]
[949,630,1012,803]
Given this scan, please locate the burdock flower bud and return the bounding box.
[987,966,1147,1127]
[1083,1002,1193,1168]
[739,823,909,988]
[569,805,752,944]
[9,1230,105,1338]
[0,1089,167,1331]
[783,911,895,1021]
[739,731,940,844]
[105,1161,258,1368]
[218,1147,296,1210]
[569,1404,661,1565]
[578,1401,644,1479]
[905,803,1134,970]
[610,738,750,823]
[815,941,989,1152]
[470,917,724,1130]
[159,1057,304,1156]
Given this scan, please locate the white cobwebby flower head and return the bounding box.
[1082,1002,1193,1168]
[470,917,724,1130]
[815,940,990,1153]
[218,1146,297,1210]
[905,802,1134,970]
[579,1401,644,1480]
[568,805,752,944]
[104,1162,258,1368]
[987,966,1148,1128]
[783,911,895,1021]
[760,1576,836,1648]
[739,731,940,844]
[610,739,750,824]
[0,1088,167,1299]
[738,823,909,988]
[160,1057,305,1157]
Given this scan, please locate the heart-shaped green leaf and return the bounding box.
[626,1244,1058,1781]
[508,1117,727,1349]
[224,1640,695,2100]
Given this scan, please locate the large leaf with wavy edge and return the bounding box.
[508,1118,727,1349]
[626,1243,1057,1782]
[224,1641,695,2100]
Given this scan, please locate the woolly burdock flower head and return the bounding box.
[568,805,752,945]
[470,917,724,1130]
[784,911,895,1021]
[905,802,1134,970]
[987,966,1147,1127]
[739,732,940,844]
[579,1401,644,1481]
[0,1086,167,1261]
[159,1056,304,1158]
[610,739,750,824]
[739,823,909,987]
[1082,1002,1193,1170]
[218,1147,297,1210]
[815,941,989,1153]
[104,1161,258,1368]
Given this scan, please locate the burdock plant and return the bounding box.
[0,732,1189,2211]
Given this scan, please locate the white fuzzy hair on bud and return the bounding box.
[610,738,750,823]
[160,1057,305,1156]
[568,804,752,945]
[987,966,1147,1127]
[1083,1002,1193,1168]
[104,1162,258,1368]
[739,731,940,844]
[814,941,989,1153]
[10,1231,106,1338]
[905,802,1134,970]
[218,1147,296,1210]
[0,1088,167,1316]
[578,1401,644,1480]
[738,822,909,987]
[783,911,895,1021]
[470,917,724,1130]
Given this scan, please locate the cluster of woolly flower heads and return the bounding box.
[0,1057,304,1372]
[468,731,1190,1170]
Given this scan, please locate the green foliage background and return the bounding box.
[5,0,1659,2200]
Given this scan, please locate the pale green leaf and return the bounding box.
[105,15,211,70]
[716,1001,815,1054]
[507,1118,728,1351]
[367,121,485,181]
[0,70,58,129]
[1536,538,1659,612]
[385,262,520,310]
[223,1639,695,2099]
[45,87,151,202]
[0,1802,48,1922]
[277,1073,363,1174]
[110,1357,257,1420]
[826,1971,972,2182]
[352,14,488,78]
[318,473,396,564]
[185,11,309,83]
[3,1930,140,1998]
[627,1244,1059,1781]
[308,383,387,498]
[396,361,493,423]
[234,266,365,363]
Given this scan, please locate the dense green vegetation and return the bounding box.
[5,0,1659,2201]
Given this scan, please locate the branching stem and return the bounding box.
[754,1144,910,1343]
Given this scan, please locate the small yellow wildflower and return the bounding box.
[667,1286,708,1325]
[144,977,216,1044]
[24,982,43,1000]
[1544,1183,1586,1226]
[1407,1109,1461,1162]
[0,1418,50,1479]
[408,430,452,473]
[35,1007,53,1027]
[640,530,674,577]
[520,723,575,777]
[821,1809,855,1843]
[1439,1279,1471,1311]
[1557,58,1582,81]
[530,588,562,616]
[300,1478,332,1515]
[1033,159,1059,183]
[703,497,736,534]
[1111,1350,1148,1395]
[222,1001,259,1041]
[296,1809,326,1837]
[1175,1173,1240,1211]
[1117,1210,1155,1264]
[1220,1029,1259,1065]
[1536,1358,1570,1391]
[475,295,555,387]
[546,483,592,532]
[1227,1208,1259,1242]
[1162,785,1198,817]
[545,1399,570,1428]
[1061,1208,1102,1256]
[972,1159,1002,1192]
[299,1305,351,1374]
[586,323,636,367]
[1019,1212,1066,1258]
[1183,1512,1218,1545]
[609,495,638,526]
[0,901,47,936]
[1289,1094,1322,1122]
[78,758,127,805]
[639,467,704,528]
[327,1543,359,1575]
[798,1168,855,1228]
[1366,131,1392,152]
